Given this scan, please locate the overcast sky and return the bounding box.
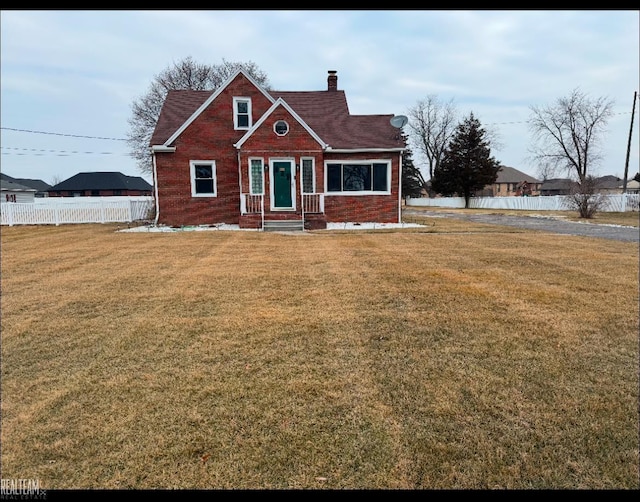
[1,9,638,186]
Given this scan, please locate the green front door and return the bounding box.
[273,161,293,208]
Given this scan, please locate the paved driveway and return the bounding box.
[404,209,640,243]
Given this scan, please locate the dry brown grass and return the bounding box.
[1,220,638,490]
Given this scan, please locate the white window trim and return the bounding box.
[269,158,296,211]
[233,97,252,130]
[249,157,264,195]
[190,160,217,197]
[301,157,316,194]
[324,160,392,196]
[274,120,289,136]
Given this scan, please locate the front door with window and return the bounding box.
[271,160,294,210]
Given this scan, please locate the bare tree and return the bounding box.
[407,96,458,183]
[50,174,62,186]
[528,88,614,183]
[565,175,609,218]
[127,57,270,176]
[535,159,562,182]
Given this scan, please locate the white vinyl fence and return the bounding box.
[1,197,154,226]
[406,194,640,212]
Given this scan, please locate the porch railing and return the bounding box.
[243,193,323,214]
[302,193,324,214]
[241,194,263,214]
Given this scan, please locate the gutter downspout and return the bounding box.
[237,148,243,217]
[152,152,160,226]
[398,151,403,223]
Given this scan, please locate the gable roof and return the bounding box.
[596,175,622,189]
[150,70,405,151]
[540,178,575,190]
[495,166,540,184]
[1,178,37,192]
[16,178,52,192]
[162,70,276,147]
[539,176,626,191]
[234,98,327,149]
[50,172,152,191]
[1,173,51,191]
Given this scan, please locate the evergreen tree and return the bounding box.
[431,113,501,208]
[401,133,427,199]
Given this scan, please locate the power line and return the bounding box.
[1,127,127,141]
[1,146,132,157]
[2,110,635,140]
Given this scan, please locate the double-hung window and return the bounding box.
[326,161,390,194]
[190,161,217,197]
[233,97,252,130]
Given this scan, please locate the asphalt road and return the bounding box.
[404,209,640,243]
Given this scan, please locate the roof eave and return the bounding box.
[325,147,405,153]
[234,97,328,150]
[151,145,177,153]
[166,69,276,146]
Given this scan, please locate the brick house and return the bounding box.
[477,165,541,197]
[150,69,406,230]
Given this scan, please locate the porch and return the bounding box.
[239,193,326,230]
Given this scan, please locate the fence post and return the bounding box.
[54,204,60,226]
[621,193,627,213]
[128,199,133,222]
[8,203,14,226]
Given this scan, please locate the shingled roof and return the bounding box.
[150,71,404,151]
[495,165,540,183]
[1,178,37,192]
[1,173,51,191]
[50,172,152,191]
[540,178,575,191]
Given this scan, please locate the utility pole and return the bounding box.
[622,90,637,193]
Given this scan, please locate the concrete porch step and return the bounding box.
[263,219,304,232]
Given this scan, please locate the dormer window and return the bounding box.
[274,120,289,136]
[233,97,252,130]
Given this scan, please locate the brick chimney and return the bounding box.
[327,70,337,91]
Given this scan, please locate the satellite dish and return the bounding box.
[390,115,408,128]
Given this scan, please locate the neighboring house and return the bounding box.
[48,172,153,197]
[0,173,51,198]
[492,166,541,197]
[623,179,640,193]
[1,177,37,203]
[476,165,541,197]
[539,175,628,196]
[540,178,576,196]
[423,166,540,198]
[150,69,406,230]
[595,175,624,194]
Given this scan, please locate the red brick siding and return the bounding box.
[155,74,401,226]
[322,152,400,223]
[239,104,323,218]
[156,74,273,227]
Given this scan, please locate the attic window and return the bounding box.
[233,97,252,130]
[274,120,289,136]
